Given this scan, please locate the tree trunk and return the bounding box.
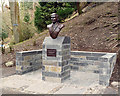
[2,2,4,12]
[9,1,22,43]
[16,2,22,42]
[76,2,82,15]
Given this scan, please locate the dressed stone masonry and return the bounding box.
[70,51,117,86]
[16,50,42,74]
[42,36,71,83]
[16,49,117,86]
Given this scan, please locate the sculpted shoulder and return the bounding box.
[47,23,53,28]
[59,24,65,29]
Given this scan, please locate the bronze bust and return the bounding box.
[47,13,65,39]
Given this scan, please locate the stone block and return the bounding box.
[24,56,32,61]
[44,65,62,73]
[22,51,37,56]
[99,62,110,68]
[43,44,45,49]
[86,56,99,61]
[94,61,100,65]
[16,61,22,66]
[58,50,70,56]
[43,36,70,45]
[43,76,62,83]
[62,37,70,44]
[70,65,79,70]
[42,70,70,78]
[16,52,22,57]
[62,65,70,72]
[60,70,70,77]
[58,61,69,66]
[22,61,30,66]
[46,45,61,50]
[99,57,109,62]
[71,51,91,56]
[43,60,58,66]
[79,60,94,64]
[16,56,24,61]
[62,44,70,49]
[99,68,111,75]
[99,80,109,86]
[99,74,110,82]
[42,71,58,77]
[33,66,42,71]
[70,57,79,62]
[50,66,61,73]
[42,50,46,55]
[16,68,33,75]
[72,62,88,66]
[91,53,105,56]
[16,66,23,71]
[34,54,42,60]
[62,55,70,61]
[61,74,70,82]
[45,57,62,61]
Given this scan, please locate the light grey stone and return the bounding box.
[43,36,70,45]
[46,45,61,50]
[86,56,99,61]
[99,68,111,75]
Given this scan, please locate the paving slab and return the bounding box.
[54,84,87,94]
[1,69,102,94]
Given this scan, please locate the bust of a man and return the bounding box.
[47,13,65,39]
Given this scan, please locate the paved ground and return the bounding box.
[1,69,118,95]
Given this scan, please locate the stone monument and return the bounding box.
[42,13,71,82]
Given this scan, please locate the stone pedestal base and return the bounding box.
[42,36,71,83]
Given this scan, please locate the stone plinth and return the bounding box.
[42,36,71,83]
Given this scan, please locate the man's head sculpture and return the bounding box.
[47,13,65,39]
[51,13,59,23]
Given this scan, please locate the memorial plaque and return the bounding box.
[47,49,56,57]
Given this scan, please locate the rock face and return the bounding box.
[5,61,14,67]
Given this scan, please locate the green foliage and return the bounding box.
[20,23,34,42]
[24,13,30,23]
[21,2,33,10]
[0,29,8,40]
[57,8,74,21]
[34,2,76,31]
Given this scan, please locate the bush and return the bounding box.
[21,2,33,10]
[34,2,76,32]
[57,8,75,21]
[24,13,30,23]
[0,29,8,40]
[20,22,34,42]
